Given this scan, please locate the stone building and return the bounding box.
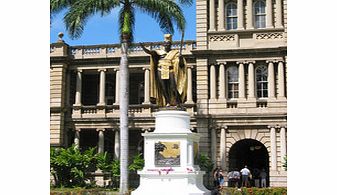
[50,0,287,187]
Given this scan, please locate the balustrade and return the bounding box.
[66,41,195,59]
[72,103,195,119]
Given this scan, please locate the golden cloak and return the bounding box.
[149,49,187,107]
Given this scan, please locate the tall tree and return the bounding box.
[51,0,192,194]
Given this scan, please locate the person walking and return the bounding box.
[260,168,267,188]
[240,165,251,187]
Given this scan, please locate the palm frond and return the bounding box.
[63,0,120,39]
[50,0,76,15]
[176,0,193,6]
[134,0,186,34]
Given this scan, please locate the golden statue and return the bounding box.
[140,34,187,107]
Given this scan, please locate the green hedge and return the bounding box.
[221,187,287,195]
[50,187,120,195]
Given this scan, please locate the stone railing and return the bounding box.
[51,40,196,59]
[72,103,196,118]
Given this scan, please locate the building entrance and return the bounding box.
[228,139,269,187]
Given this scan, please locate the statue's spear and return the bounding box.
[179,31,185,57]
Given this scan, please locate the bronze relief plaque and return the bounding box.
[155,141,180,166]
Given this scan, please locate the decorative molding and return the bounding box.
[209,34,236,42]
[255,32,284,40]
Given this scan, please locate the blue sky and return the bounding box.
[50,2,196,45]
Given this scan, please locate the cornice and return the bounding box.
[191,46,287,57]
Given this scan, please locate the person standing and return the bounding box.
[240,165,251,187]
[260,168,267,188]
[233,169,241,188]
[218,169,225,189]
[253,168,260,188]
[212,167,220,187]
[227,170,235,187]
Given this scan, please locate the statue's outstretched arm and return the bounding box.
[140,42,157,56]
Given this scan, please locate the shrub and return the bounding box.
[198,153,214,173]
[129,153,145,172]
[221,187,287,195]
[50,145,96,187]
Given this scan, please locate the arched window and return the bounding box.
[227,66,239,99]
[254,0,266,28]
[256,65,268,98]
[226,2,237,30]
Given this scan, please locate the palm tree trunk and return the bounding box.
[119,34,129,195]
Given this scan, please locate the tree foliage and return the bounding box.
[50,0,193,42]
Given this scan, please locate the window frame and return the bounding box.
[225,2,238,30]
[255,65,268,99]
[227,66,239,99]
[254,0,266,29]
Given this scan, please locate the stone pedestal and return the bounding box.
[131,110,210,195]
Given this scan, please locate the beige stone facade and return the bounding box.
[50,0,287,187]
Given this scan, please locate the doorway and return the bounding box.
[228,139,269,187]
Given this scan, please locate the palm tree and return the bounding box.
[51,0,192,194]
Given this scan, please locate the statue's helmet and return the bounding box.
[164,34,173,43]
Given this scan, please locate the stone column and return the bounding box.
[238,62,245,99]
[97,129,105,153]
[211,127,217,167]
[266,0,274,28]
[74,70,82,106]
[246,0,254,29]
[114,130,120,160]
[210,64,217,100]
[237,0,244,30]
[74,129,80,149]
[275,0,283,28]
[277,61,286,99]
[98,69,106,106]
[143,67,151,104]
[218,0,225,31]
[280,126,287,164]
[219,63,226,100]
[113,69,120,105]
[220,126,227,170]
[186,67,194,104]
[247,62,255,99]
[209,0,216,31]
[267,61,276,99]
[269,126,277,171]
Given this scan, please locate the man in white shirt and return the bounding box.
[240,165,251,187]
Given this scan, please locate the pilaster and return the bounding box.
[237,0,244,30]
[246,0,254,29]
[218,0,225,31]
